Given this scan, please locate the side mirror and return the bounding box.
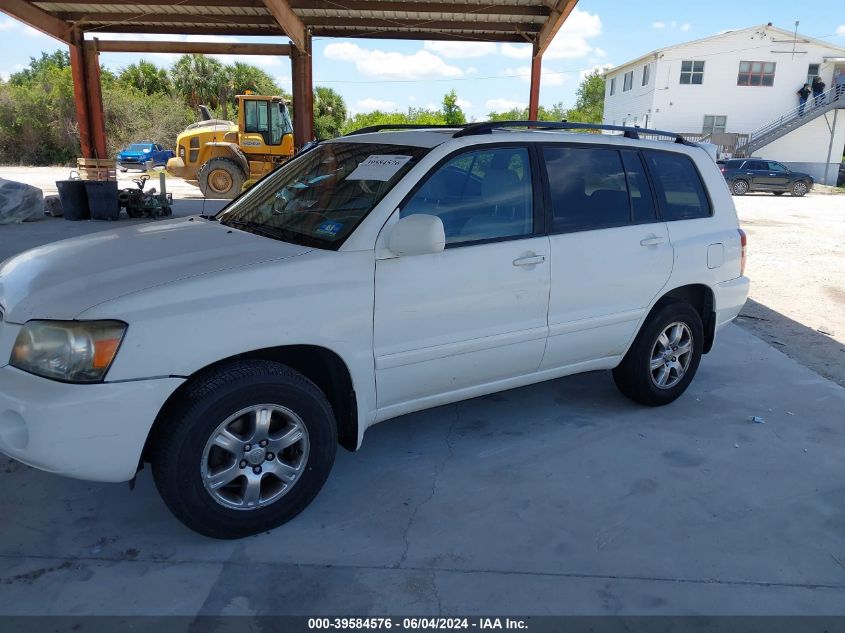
[389,214,446,256]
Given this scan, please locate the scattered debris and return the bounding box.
[750,416,766,424]
[0,178,43,224]
[43,194,63,217]
[817,327,835,336]
[734,444,740,448]
[787,411,795,416]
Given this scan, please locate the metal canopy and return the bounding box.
[1,0,579,157]
[6,0,577,51]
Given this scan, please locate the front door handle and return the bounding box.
[640,235,666,247]
[513,254,546,267]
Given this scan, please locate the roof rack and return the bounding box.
[346,124,468,136]
[452,121,695,145]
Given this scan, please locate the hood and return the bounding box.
[0,218,311,323]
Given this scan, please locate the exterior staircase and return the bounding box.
[734,87,845,157]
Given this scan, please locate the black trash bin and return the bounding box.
[56,179,90,221]
[84,180,120,221]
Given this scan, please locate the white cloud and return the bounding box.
[324,42,462,80]
[836,25,845,35]
[653,20,692,33]
[681,23,691,32]
[500,43,532,59]
[423,41,496,59]
[504,66,569,87]
[652,21,666,29]
[544,8,603,60]
[594,47,607,58]
[356,98,398,112]
[456,98,472,109]
[485,98,527,112]
[580,63,614,80]
[0,71,9,82]
[466,66,478,76]
[0,16,50,38]
[408,95,417,102]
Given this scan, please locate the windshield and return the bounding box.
[217,142,430,249]
[127,144,151,151]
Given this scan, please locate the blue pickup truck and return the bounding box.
[117,142,175,172]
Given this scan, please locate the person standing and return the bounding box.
[834,70,845,101]
[797,83,811,116]
[812,76,826,106]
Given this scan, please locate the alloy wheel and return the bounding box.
[649,322,694,390]
[200,404,310,510]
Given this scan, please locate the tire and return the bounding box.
[151,360,337,539]
[197,157,245,199]
[773,191,785,196]
[731,179,749,196]
[791,180,809,197]
[612,302,704,407]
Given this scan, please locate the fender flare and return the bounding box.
[204,142,249,177]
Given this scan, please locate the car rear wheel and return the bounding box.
[612,302,704,406]
[151,360,337,539]
[731,180,749,196]
[791,181,809,197]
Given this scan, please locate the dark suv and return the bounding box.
[720,158,814,197]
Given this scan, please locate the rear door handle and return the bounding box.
[513,254,546,267]
[640,236,666,247]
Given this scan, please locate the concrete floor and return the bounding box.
[1,175,845,615]
[1,326,844,615]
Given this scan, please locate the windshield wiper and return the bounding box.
[220,218,284,240]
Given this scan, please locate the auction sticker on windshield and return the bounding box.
[347,155,413,181]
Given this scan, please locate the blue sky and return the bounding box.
[1,0,844,120]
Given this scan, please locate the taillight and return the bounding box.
[738,228,747,276]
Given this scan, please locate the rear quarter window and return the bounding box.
[643,150,712,221]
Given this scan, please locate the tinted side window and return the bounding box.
[725,160,744,169]
[402,147,533,245]
[746,160,767,171]
[621,151,657,223]
[643,150,712,221]
[543,146,631,233]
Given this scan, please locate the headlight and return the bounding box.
[11,320,127,383]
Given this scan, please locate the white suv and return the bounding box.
[0,122,749,538]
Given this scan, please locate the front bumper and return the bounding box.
[0,366,184,482]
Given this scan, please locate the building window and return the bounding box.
[702,115,727,135]
[623,71,634,91]
[680,60,705,84]
[737,61,776,86]
[807,63,820,84]
[642,63,650,86]
[609,77,616,96]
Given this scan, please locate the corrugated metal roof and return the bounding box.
[28,0,571,45]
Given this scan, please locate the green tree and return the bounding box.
[341,107,445,135]
[9,51,70,86]
[171,54,224,110]
[313,86,347,139]
[564,70,605,123]
[442,89,466,125]
[118,60,171,95]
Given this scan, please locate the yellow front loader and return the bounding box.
[167,94,295,199]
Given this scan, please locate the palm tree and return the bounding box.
[313,86,347,139]
[171,54,224,110]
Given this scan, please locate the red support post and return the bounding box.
[290,32,314,148]
[529,43,542,120]
[83,42,108,159]
[69,36,93,158]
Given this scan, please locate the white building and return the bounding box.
[602,24,845,184]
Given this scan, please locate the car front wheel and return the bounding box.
[151,360,337,539]
[612,302,704,406]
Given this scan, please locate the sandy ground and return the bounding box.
[734,191,845,386]
[1,166,843,385]
[0,165,207,200]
